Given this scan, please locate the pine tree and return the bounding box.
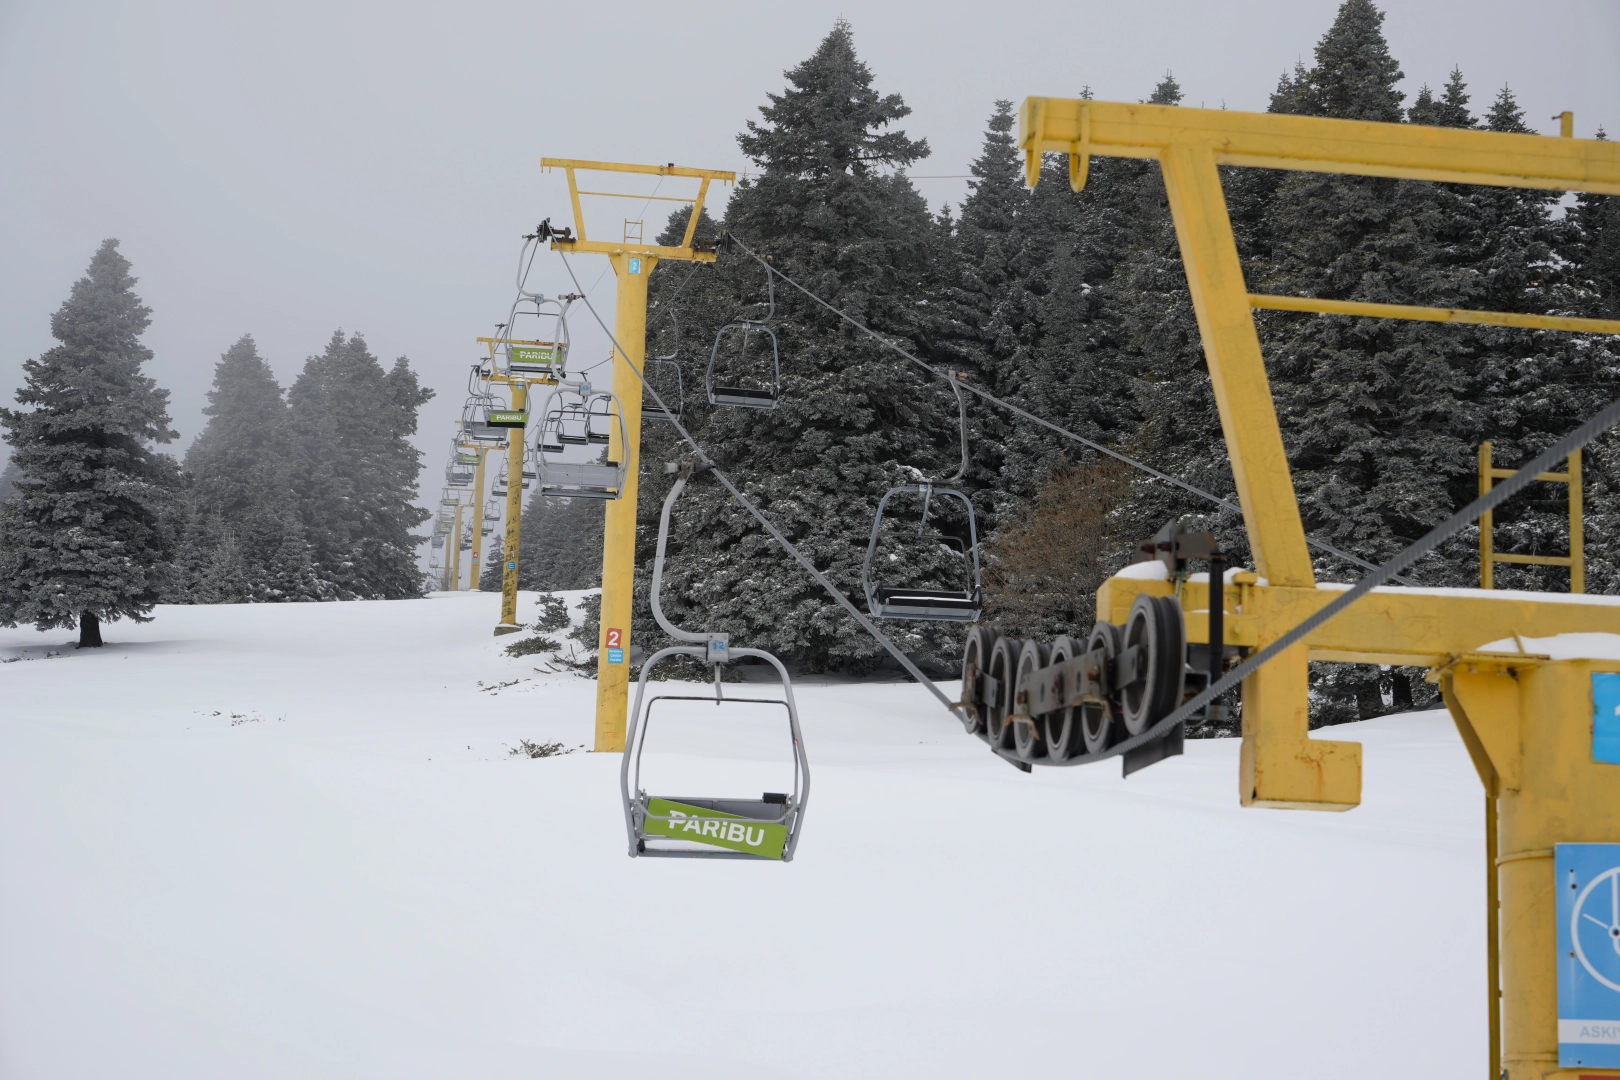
[0,458,19,502]
[0,239,179,647]
[630,21,967,673]
[174,334,321,602]
[286,332,432,599]
[479,490,604,593]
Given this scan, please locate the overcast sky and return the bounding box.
[2,0,1616,483]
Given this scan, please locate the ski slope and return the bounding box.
[0,592,1485,1079]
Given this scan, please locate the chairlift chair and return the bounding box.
[861,372,982,622]
[532,382,631,500]
[491,457,529,500]
[445,446,477,487]
[501,294,574,379]
[861,484,983,622]
[706,259,781,410]
[483,499,501,522]
[459,394,510,445]
[622,461,809,862]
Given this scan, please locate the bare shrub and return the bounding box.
[982,459,1133,640]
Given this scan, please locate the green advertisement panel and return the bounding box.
[510,345,559,364]
[643,797,787,859]
[488,411,527,426]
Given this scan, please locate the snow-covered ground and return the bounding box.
[0,592,1485,1079]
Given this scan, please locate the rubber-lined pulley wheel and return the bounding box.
[984,634,1023,750]
[1080,621,1123,754]
[960,625,999,734]
[1041,635,1083,759]
[1013,638,1050,761]
[1119,595,1186,736]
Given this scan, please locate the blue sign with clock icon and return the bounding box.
[1558,843,1620,1068]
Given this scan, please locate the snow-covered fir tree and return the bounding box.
[0,239,179,647]
[479,491,603,593]
[172,335,321,603]
[286,332,433,600]
[625,21,970,674]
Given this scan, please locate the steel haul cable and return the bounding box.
[722,233,1423,587]
[557,252,964,715]
[1067,392,1620,767]
[559,240,1620,758]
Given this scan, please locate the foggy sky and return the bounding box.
[2,0,1616,489]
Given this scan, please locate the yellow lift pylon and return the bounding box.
[540,158,734,749]
[1021,97,1620,1080]
[475,337,558,626]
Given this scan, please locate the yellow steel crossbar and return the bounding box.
[541,158,735,180]
[1249,294,1620,336]
[575,190,702,203]
[1019,99,1620,195]
[540,157,735,259]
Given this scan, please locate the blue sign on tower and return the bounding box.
[1594,673,1620,764]
[1558,843,1620,1068]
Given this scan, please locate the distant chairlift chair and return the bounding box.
[460,393,512,445]
[644,311,684,422]
[621,459,810,862]
[533,381,630,500]
[861,371,983,622]
[706,258,781,410]
[501,292,575,380]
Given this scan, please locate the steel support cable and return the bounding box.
[720,233,1421,587]
[575,263,703,376]
[1066,393,1620,768]
[556,251,963,715]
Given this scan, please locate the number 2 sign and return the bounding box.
[605,627,625,665]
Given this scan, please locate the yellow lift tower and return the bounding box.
[461,436,500,591]
[474,337,556,623]
[1020,97,1620,1079]
[540,158,733,750]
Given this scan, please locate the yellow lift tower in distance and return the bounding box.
[541,158,734,749]
[475,336,556,623]
[1019,96,1620,1080]
[464,437,500,591]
